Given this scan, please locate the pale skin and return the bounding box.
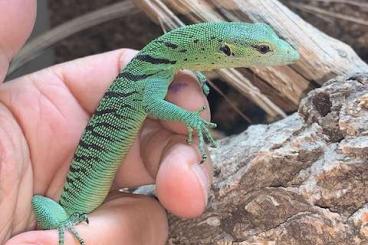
[1,1,212,244]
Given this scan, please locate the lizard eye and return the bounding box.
[219,44,231,56]
[254,44,271,54]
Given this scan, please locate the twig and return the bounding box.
[309,0,368,10]
[290,2,368,26]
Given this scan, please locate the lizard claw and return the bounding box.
[202,82,210,96]
[184,105,217,162]
[194,72,210,96]
[57,213,89,245]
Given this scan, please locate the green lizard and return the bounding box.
[32,22,299,244]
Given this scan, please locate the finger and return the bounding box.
[161,71,211,134]
[0,0,36,81]
[52,49,138,114]
[6,194,167,245]
[122,122,212,218]
[137,75,213,217]
[111,68,212,188]
[156,142,213,218]
[114,72,213,188]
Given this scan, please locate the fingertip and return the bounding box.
[156,143,211,218]
[5,230,61,245]
[163,71,211,135]
[167,71,209,114]
[0,0,36,81]
[118,49,138,69]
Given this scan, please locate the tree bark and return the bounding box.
[131,0,368,244]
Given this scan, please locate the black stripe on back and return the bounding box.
[155,40,178,49]
[163,41,178,49]
[69,164,88,175]
[86,121,121,131]
[94,105,136,118]
[65,174,83,188]
[87,128,113,141]
[74,154,100,162]
[117,71,157,81]
[70,154,101,173]
[104,91,137,98]
[94,108,116,116]
[79,140,104,151]
[135,54,177,65]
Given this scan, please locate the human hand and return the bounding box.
[1,2,213,245]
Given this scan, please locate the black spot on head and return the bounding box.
[164,42,178,49]
[218,39,223,42]
[184,58,188,61]
[194,39,199,43]
[211,36,216,40]
[211,62,215,65]
[219,44,231,56]
[179,49,187,53]
[201,48,205,51]
[231,52,235,56]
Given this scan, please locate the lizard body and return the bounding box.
[32,22,299,244]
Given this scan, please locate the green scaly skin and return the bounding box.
[32,22,299,244]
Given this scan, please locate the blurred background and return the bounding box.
[7,0,368,136]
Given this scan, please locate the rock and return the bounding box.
[168,75,368,244]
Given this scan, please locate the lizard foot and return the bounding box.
[32,195,89,245]
[58,213,89,245]
[184,105,217,162]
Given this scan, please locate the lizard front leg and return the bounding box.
[143,79,217,162]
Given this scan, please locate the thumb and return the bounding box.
[6,194,168,245]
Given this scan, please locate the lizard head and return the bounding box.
[213,22,300,68]
[155,22,299,71]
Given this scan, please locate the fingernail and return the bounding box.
[192,164,209,206]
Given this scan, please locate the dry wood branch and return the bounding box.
[217,69,287,118]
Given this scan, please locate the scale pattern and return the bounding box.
[31,22,299,244]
